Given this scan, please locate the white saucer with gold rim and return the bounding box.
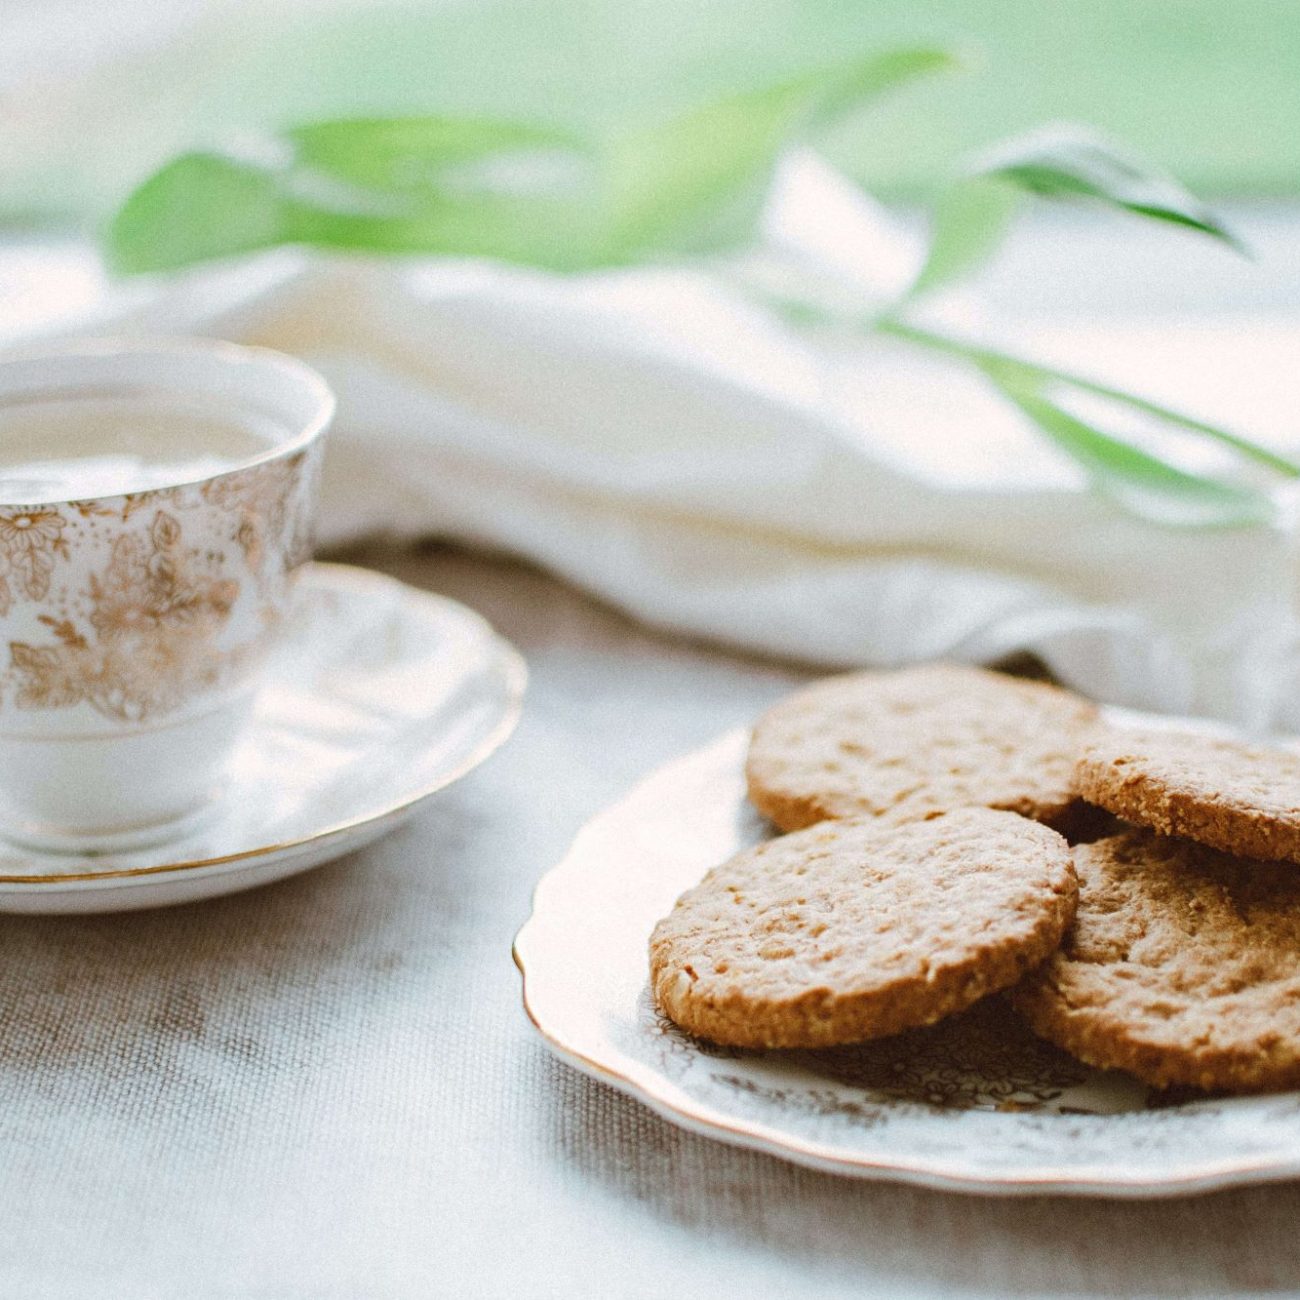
[0,562,525,913]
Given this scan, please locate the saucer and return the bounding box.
[0,563,526,913]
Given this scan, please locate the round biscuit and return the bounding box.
[649,807,1077,1049]
[1011,830,1300,1093]
[746,664,1098,833]
[1076,726,1300,864]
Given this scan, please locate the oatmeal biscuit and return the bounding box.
[746,664,1098,832]
[1011,830,1300,1093]
[1076,727,1300,865]
[650,808,1076,1049]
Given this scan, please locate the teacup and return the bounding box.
[0,338,333,851]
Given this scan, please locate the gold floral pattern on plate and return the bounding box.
[793,998,1092,1112]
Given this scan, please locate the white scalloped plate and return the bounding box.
[515,719,1300,1198]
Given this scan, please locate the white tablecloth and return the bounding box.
[5,543,1300,1298]
[3,544,1300,1300]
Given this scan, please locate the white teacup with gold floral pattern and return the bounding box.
[0,339,332,851]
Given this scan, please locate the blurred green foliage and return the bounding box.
[6,0,1299,226]
[176,0,1300,197]
[105,48,958,273]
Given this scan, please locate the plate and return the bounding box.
[0,562,525,913]
[514,721,1300,1197]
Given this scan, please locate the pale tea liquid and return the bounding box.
[0,388,285,503]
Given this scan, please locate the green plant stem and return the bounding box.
[876,317,1300,478]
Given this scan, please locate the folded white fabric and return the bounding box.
[6,157,1299,729]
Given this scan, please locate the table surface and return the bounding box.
[0,540,1296,1300]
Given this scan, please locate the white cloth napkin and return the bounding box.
[6,156,1299,729]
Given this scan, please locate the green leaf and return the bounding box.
[107,118,607,274]
[105,44,957,275]
[966,123,1244,250]
[878,318,1300,480]
[905,121,1244,299]
[107,153,293,274]
[606,45,957,257]
[285,117,592,194]
[908,175,1019,298]
[792,45,962,133]
[604,91,800,260]
[980,356,1274,528]
[286,119,608,270]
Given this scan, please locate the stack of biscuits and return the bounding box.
[649,664,1300,1094]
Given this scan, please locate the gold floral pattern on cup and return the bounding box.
[0,506,71,609]
[0,447,319,725]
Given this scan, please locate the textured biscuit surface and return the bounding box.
[746,664,1098,833]
[1011,831,1300,1093]
[649,808,1077,1049]
[1076,727,1300,865]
